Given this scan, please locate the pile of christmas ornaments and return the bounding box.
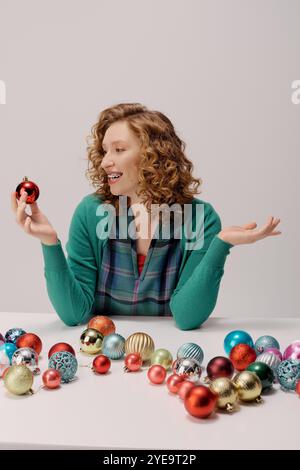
[1,317,300,421]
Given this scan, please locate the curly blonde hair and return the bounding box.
[85,103,203,213]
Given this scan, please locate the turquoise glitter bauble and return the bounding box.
[176,343,204,365]
[48,351,78,383]
[5,328,26,344]
[254,335,280,355]
[0,342,17,363]
[224,330,254,355]
[276,359,300,391]
[102,333,125,360]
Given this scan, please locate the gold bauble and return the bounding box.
[80,328,104,355]
[4,365,34,395]
[209,377,238,412]
[232,371,263,403]
[125,332,155,362]
[150,349,173,370]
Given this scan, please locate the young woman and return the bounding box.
[11,103,281,330]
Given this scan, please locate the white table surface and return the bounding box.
[0,312,299,450]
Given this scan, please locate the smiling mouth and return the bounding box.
[107,173,123,183]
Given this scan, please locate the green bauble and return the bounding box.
[246,361,274,390]
[150,348,173,370]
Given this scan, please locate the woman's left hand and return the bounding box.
[217,217,281,246]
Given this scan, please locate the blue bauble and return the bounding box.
[224,330,254,355]
[102,333,125,359]
[176,343,204,365]
[48,351,78,383]
[277,359,300,391]
[254,335,280,355]
[0,342,17,363]
[5,328,26,344]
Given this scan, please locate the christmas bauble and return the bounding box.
[178,381,195,400]
[125,332,155,362]
[88,315,116,336]
[16,333,42,355]
[283,341,300,361]
[224,330,254,355]
[102,333,125,359]
[42,369,61,389]
[265,348,282,361]
[92,354,111,374]
[48,351,78,383]
[276,359,300,391]
[5,328,26,344]
[173,357,202,382]
[150,349,173,370]
[254,335,280,355]
[176,343,204,365]
[0,342,17,364]
[255,352,281,374]
[0,348,11,377]
[4,365,34,395]
[147,364,167,384]
[246,361,275,390]
[209,377,238,412]
[296,380,300,396]
[205,356,234,382]
[12,347,40,375]
[15,176,40,204]
[232,371,262,403]
[80,328,104,355]
[0,333,4,346]
[48,342,76,359]
[184,385,217,418]
[123,353,143,372]
[166,373,186,393]
[229,343,256,371]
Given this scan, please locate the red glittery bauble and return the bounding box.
[15,177,40,204]
[16,333,42,355]
[206,356,234,380]
[229,343,257,371]
[147,365,167,384]
[124,353,143,372]
[88,316,116,336]
[92,354,111,374]
[184,385,217,418]
[166,373,186,393]
[178,380,196,400]
[42,369,61,389]
[48,342,76,359]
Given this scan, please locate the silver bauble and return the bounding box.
[12,347,40,375]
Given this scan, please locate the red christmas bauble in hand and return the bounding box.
[92,354,111,374]
[48,342,76,359]
[229,343,256,371]
[16,333,42,355]
[15,176,40,204]
[184,385,217,418]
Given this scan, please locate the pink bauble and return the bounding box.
[147,365,166,384]
[283,341,300,361]
[265,348,282,361]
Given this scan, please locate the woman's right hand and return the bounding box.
[11,190,58,245]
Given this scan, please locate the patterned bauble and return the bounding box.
[173,357,202,382]
[48,342,76,359]
[224,330,254,355]
[254,335,280,355]
[0,342,17,364]
[150,349,173,370]
[102,333,125,360]
[276,359,300,391]
[229,344,256,371]
[123,353,143,373]
[125,332,155,362]
[48,351,78,383]
[205,356,234,382]
[246,361,275,390]
[184,385,217,418]
[80,328,104,355]
[147,364,167,384]
[16,333,42,355]
[209,377,238,412]
[176,343,204,365]
[12,347,40,375]
[255,352,281,375]
[283,341,300,361]
[88,316,116,337]
[232,371,262,403]
[4,364,34,395]
[265,348,282,361]
[92,354,111,374]
[5,328,26,344]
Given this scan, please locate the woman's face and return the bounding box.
[101,121,142,204]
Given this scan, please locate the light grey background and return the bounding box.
[0,0,299,318]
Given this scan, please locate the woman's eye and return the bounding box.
[116,148,124,153]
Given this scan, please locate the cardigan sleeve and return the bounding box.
[41,197,98,326]
[169,203,233,330]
